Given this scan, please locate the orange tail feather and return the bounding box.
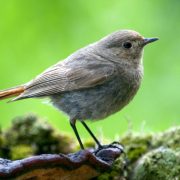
[0,86,25,100]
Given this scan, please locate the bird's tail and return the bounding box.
[0,85,25,101]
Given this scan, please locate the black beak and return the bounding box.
[143,37,159,46]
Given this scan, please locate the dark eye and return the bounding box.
[123,42,132,49]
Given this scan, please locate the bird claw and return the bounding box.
[107,141,124,152]
[93,141,124,156]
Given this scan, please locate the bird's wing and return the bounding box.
[15,60,116,100]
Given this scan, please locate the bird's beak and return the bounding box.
[143,37,159,46]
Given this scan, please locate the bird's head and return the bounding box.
[97,30,158,66]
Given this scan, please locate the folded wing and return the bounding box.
[14,60,116,100]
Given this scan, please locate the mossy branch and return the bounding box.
[0,114,180,179]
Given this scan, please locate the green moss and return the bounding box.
[97,156,126,180]
[0,128,5,157]
[132,148,180,180]
[120,133,153,162]
[10,144,34,160]
[1,115,180,179]
[97,127,180,179]
[1,114,75,159]
[153,127,180,151]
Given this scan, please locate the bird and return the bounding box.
[0,30,158,149]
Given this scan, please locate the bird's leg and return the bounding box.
[81,122,124,154]
[70,119,84,150]
[81,121,102,148]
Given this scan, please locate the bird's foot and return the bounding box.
[92,141,124,164]
[93,141,124,156]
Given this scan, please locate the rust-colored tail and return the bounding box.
[0,86,25,100]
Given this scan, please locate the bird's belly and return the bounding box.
[51,77,140,120]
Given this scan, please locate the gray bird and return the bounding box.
[0,30,158,149]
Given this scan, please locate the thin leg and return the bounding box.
[70,120,84,150]
[81,121,102,148]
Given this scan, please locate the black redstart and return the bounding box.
[0,30,158,149]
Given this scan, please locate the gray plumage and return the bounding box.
[12,30,158,124]
[0,29,158,149]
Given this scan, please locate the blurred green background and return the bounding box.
[0,0,179,140]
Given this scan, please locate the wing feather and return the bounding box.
[15,60,116,100]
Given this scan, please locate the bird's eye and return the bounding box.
[123,42,132,49]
